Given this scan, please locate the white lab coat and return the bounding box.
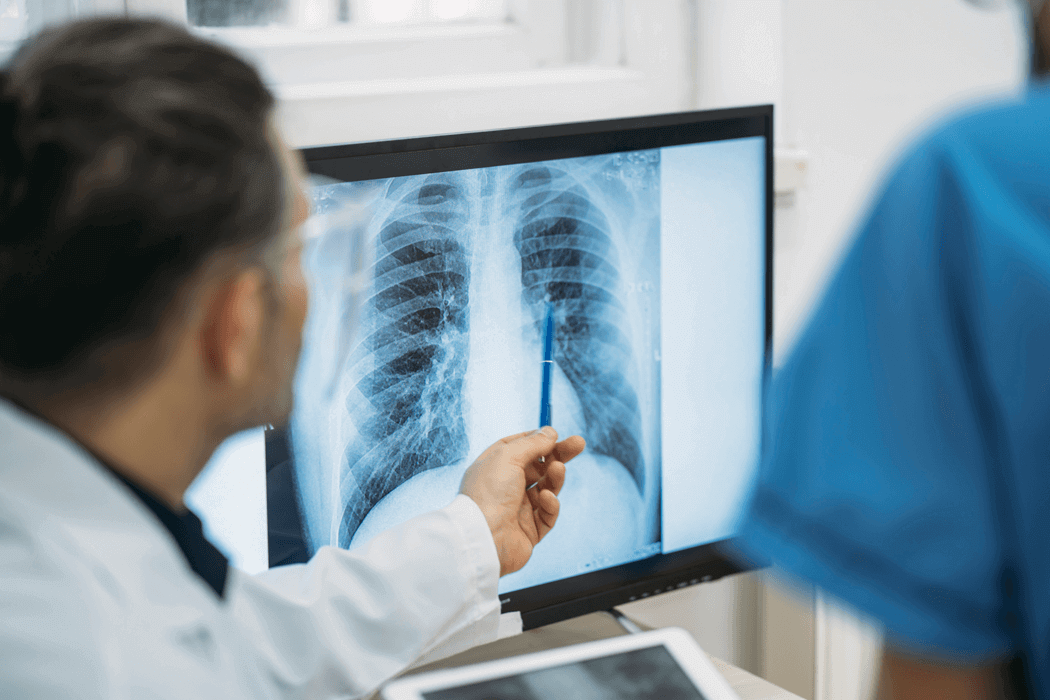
[0,400,503,699]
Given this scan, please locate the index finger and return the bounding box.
[499,427,556,446]
[505,427,559,464]
[469,428,553,467]
[524,438,582,485]
[550,435,585,464]
[521,436,584,485]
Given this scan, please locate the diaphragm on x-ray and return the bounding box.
[278,151,662,593]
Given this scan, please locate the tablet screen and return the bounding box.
[420,645,707,700]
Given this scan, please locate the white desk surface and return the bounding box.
[399,611,803,700]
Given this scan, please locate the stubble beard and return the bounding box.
[251,329,301,431]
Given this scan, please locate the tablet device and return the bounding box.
[381,627,740,700]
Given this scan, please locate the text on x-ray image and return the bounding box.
[288,151,662,592]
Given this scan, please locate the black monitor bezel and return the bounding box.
[291,105,774,630]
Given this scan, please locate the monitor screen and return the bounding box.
[188,107,772,629]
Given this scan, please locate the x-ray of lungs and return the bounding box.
[285,151,662,592]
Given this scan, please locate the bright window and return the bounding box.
[188,0,507,29]
[0,0,26,44]
[2,1,694,150]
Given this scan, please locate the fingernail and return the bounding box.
[539,426,556,438]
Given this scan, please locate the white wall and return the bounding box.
[777,0,1026,355]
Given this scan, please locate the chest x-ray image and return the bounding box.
[272,150,662,593]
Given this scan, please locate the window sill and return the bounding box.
[194,20,515,49]
[199,20,545,86]
[275,65,663,148]
[277,65,642,101]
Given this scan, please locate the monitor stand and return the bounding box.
[606,607,647,634]
[408,610,641,675]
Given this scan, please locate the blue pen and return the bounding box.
[539,302,555,429]
[530,304,555,488]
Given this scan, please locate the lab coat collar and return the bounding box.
[0,398,222,609]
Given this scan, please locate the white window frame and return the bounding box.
[127,0,694,148]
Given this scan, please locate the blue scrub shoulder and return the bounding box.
[737,84,1050,680]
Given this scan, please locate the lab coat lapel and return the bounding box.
[0,401,207,600]
[0,400,248,685]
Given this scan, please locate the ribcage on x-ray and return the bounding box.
[337,174,472,547]
[317,158,654,549]
[510,164,645,490]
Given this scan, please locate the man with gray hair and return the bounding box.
[0,16,583,699]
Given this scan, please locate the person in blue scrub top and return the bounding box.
[737,1,1050,698]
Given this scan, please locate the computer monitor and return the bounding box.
[196,106,772,630]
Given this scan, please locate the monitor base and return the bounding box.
[606,608,648,635]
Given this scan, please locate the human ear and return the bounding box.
[202,268,266,384]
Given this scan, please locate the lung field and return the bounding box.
[338,176,472,547]
[511,164,646,492]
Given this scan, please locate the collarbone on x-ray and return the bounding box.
[291,151,663,591]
